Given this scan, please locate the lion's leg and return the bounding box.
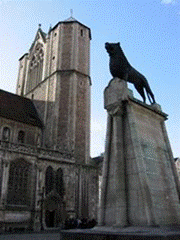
[123,72,129,82]
[143,80,156,104]
[147,90,156,104]
[134,84,146,103]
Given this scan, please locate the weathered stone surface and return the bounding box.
[99,77,180,227]
[104,77,128,111]
[0,18,97,232]
[0,139,98,231]
[17,19,91,164]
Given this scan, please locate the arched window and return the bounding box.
[2,127,10,142]
[7,159,31,206]
[37,133,41,147]
[26,43,44,93]
[18,130,25,143]
[55,168,65,197]
[45,166,54,195]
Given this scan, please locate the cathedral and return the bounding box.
[0,16,99,231]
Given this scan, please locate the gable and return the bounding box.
[29,28,46,53]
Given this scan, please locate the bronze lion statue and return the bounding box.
[105,42,156,104]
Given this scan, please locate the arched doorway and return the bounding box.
[44,194,66,228]
[45,209,55,228]
[44,166,66,228]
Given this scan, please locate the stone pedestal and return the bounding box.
[61,77,180,239]
[98,77,180,227]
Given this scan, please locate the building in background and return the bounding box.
[0,17,98,231]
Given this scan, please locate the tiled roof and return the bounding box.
[0,89,44,128]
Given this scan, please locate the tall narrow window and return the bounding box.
[18,130,25,143]
[2,127,10,141]
[7,159,31,206]
[81,29,83,37]
[26,43,44,93]
[55,168,65,197]
[45,166,54,195]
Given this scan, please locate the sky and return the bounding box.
[0,0,180,158]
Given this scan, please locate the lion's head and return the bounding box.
[105,42,121,56]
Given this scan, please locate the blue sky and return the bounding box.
[0,0,179,157]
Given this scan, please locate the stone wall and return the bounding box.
[0,117,41,146]
[75,74,88,162]
[25,80,47,122]
[16,54,28,96]
[126,100,180,226]
[0,140,98,231]
[17,20,91,164]
[5,18,95,231]
[100,78,180,227]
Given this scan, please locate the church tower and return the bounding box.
[16,17,91,163]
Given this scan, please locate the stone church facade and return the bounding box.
[0,17,98,231]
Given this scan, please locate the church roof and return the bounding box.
[51,17,92,40]
[0,89,44,128]
[19,17,91,60]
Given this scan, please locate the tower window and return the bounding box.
[79,80,84,87]
[81,29,83,37]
